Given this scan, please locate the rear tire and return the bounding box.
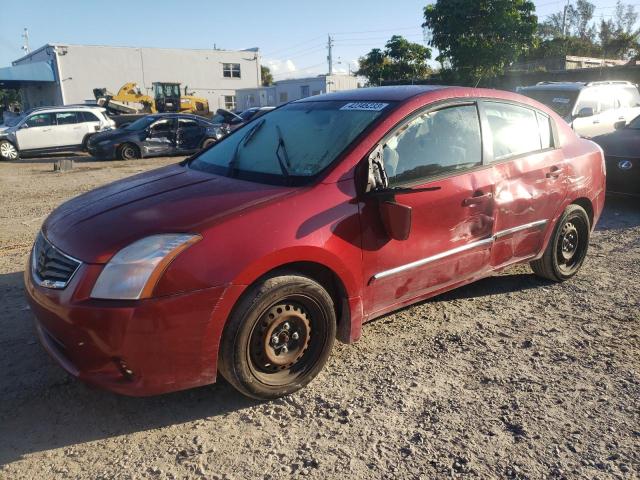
[118,143,139,160]
[0,140,19,161]
[530,204,590,282]
[218,274,336,400]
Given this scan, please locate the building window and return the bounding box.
[312,90,321,96]
[300,85,310,98]
[223,63,241,78]
[224,95,236,110]
[279,92,288,103]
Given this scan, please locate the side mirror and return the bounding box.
[614,120,627,130]
[576,107,594,118]
[19,123,29,129]
[379,200,412,241]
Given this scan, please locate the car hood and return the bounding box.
[43,164,294,263]
[0,125,12,135]
[593,129,640,157]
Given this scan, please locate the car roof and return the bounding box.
[519,81,637,92]
[295,85,451,103]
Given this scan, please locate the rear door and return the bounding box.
[360,101,495,316]
[54,111,83,147]
[142,118,177,156]
[15,113,55,150]
[176,118,205,152]
[482,101,568,268]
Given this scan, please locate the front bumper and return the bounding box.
[87,143,117,160]
[24,259,231,396]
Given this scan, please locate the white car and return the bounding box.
[0,105,116,160]
[518,81,640,138]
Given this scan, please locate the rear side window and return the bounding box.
[383,104,482,186]
[80,111,101,123]
[616,86,640,108]
[537,112,553,149]
[485,102,542,161]
[575,88,600,114]
[25,113,54,128]
[55,112,78,125]
[178,118,199,128]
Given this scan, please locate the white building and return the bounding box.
[236,74,360,110]
[0,44,262,111]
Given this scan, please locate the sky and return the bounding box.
[0,0,632,80]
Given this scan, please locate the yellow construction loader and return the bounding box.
[94,82,210,116]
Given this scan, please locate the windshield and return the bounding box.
[519,89,578,118]
[190,100,392,185]
[627,115,640,129]
[124,116,159,131]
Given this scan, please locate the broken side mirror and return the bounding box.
[365,144,388,192]
[379,200,412,241]
[614,120,627,130]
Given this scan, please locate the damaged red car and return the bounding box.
[25,86,606,399]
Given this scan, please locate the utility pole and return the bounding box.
[327,34,334,75]
[21,28,31,54]
[561,0,571,37]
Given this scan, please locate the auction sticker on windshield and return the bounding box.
[553,97,571,104]
[340,102,389,111]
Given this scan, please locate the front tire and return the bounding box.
[118,143,139,160]
[0,140,19,161]
[201,138,216,149]
[218,274,336,400]
[530,204,590,282]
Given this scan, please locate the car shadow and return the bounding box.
[8,152,98,165]
[597,195,640,230]
[0,270,259,467]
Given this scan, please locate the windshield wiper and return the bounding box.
[227,118,266,177]
[275,125,291,180]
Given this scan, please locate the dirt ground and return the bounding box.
[0,154,638,480]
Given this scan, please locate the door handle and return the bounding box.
[463,192,492,206]
[592,119,600,124]
[546,166,564,178]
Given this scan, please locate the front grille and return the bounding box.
[31,233,82,289]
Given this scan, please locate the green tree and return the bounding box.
[356,36,431,86]
[261,65,274,86]
[423,0,538,86]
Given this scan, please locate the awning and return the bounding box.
[0,62,55,87]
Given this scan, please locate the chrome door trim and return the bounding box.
[371,219,548,282]
[493,219,548,239]
[372,237,494,281]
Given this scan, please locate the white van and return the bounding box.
[0,105,116,160]
[518,81,640,138]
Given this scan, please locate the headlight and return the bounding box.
[90,234,201,300]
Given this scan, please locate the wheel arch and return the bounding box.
[228,259,359,345]
[571,197,594,229]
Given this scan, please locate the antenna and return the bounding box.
[21,28,31,54]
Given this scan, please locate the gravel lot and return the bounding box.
[0,154,638,479]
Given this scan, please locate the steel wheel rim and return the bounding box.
[1,143,17,159]
[556,218,587,275]
[122,146,135,159]
[247,294,328,387]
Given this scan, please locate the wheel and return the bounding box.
[530,204,590,282]
[118,143,139,160]
[0,140,19,161]
[81,134,93,152]
[218,274,336,400]
[201,138,216,149]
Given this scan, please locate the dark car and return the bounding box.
[211,107,275,135]
[592,115,640,197]
[87,113,222,160]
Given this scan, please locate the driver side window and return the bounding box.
[25,113,54,128]
[150,119,174,134]
[383,104,482,186]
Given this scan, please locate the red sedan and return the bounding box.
[25,86,606,399]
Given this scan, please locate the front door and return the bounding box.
[482,101,569,267]
[15,113,55,150]
[142,118,176,156]
[176,118,204,152]
[360,102,495,316]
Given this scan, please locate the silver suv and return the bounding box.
[0,105,116,160]
[518,81,640,138]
